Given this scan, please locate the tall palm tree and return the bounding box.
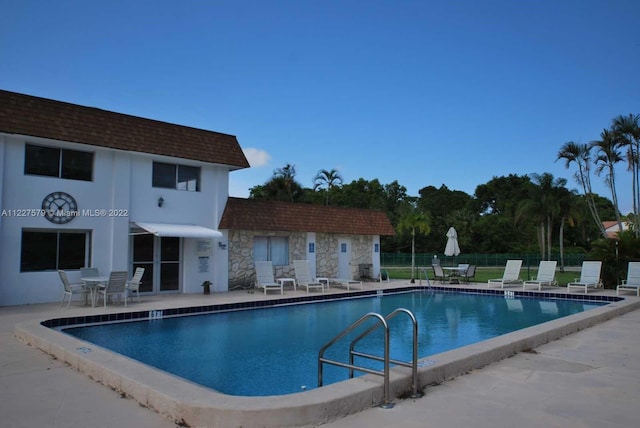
[557,142,607,238]
[313,168,343,205]
[612,113,640,236]
[397,208,431,283]
[591,128,624,232]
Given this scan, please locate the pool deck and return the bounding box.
[2,280,640,428]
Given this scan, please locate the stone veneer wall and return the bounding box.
[226,230,375,289]
[315,234,372,279]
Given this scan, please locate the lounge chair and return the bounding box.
[293,260,325,293]
[326,274,363,291]
[616,261,640,297]
[59,270,89,308]
[97,271,128,307]
[567,261,602,294]
[523,261,558,291]
[487,260,523,288]
[254,261,284,295]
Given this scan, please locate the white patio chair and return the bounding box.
[523,261,558,291]
[126,267,145,303]
[567,261,602,294]
[617,262,640,297]
[293,260,325,293]
[97,271,129,307]
[254,261,284,295]
[80,267,99,278]
[58,270,89,308]
[488,260,523,288]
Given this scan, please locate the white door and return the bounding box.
[338,238,352,279]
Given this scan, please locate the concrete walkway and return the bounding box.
[1,284,639,428]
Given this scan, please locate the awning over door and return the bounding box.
[134,222,223,239]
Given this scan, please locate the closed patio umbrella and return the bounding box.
[444,227,460,258]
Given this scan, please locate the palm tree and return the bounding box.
[397,208,431,283]
[313,168,343,205]
[591,128,624,232]
[612,113,640,237]
[554,183,577,272]
[557,142,607,238]
[273,163,297,202]
[516,173,562,261]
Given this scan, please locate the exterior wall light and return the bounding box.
[158,196,164,207]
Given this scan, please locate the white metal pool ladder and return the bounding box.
[317,308,423,408]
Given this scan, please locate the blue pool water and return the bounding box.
[63,291,604,396]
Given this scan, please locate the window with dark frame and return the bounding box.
[24,144,93,181]
[20,230,91,272]
[153,162,200,191]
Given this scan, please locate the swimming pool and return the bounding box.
[62,289,603,396]
[20,285,635,428]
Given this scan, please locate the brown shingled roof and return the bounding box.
[219,197,396,236]
[0,90,249,169]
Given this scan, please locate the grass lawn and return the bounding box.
[383,266,580,287]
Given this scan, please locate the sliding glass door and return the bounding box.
[132,234,181,294]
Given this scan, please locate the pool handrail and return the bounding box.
[318,308,423,408]
[318,312,392,408]
[348,308,422,400]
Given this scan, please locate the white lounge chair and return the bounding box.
[616,261,640,297]
[327,277,363,291]
[293,260,325,293]
[567,261,602,294]
[254,261,284,295]
[523,261,558,291]
[488,260,523,288]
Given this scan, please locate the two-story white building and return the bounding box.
[1,90,396,306]
[0,90,249,305]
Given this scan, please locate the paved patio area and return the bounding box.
[1,281,639,427]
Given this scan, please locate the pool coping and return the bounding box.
[14,286,640,428]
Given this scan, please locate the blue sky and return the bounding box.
[2,0,639,213]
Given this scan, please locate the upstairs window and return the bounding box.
[152,162,200,191]
[24,144,93,181]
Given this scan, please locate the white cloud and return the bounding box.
[242,148,270,167]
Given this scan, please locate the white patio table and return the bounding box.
[81,276,109,307]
